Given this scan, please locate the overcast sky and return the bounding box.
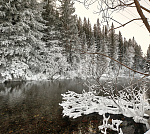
[74,1,150,55]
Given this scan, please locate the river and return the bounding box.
[0,80,149,134]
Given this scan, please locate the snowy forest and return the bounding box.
[0,0,150,133]
[0,0,150,82]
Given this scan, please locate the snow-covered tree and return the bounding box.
[77,17,83,38]
[93,19,102,52]
[42,0,60,47]
[82,17,92,47]
[108,23,118,70]
[0,0,46,80]
[117,31,124,66]
[59,0,79,65]
[145,44,150,73]
[89,34,97,76]
[122,39,135,73]
[132,43,143,71]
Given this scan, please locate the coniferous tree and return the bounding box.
[93,19,101,52]
[93,24,97,37]
[77,17,85,53]
[124,39,135,69]
[145,44,150,72]
[41,0,67,78]
[87,18,92,47]
[83,17,88,34]
[89,33,98,76]
[108,23,118,70]
[0,0,46,77]
[42,0,59,47]
[59,0,79,64]
[77,17,83,37]
[82,18,92,47]
[102,25,108,40]
[95,25,109,75]
[117,31,124,66]
[101,25,109,55]
[132,43,143,71]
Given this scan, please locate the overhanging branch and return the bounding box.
[111,18,142,31]
[140,6,150,14]
[134,0,150,33]
[81,51,149,76]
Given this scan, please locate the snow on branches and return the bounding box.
[59,89,150,132]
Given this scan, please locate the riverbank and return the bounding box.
[0,80,149,133]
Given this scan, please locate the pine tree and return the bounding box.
[42,0,61,47]
[42,0,56,26]
[89,33,97,76]
[82,17,92,47]
[59,0,79,64]
[93,19,101,52]
[123,39,135,70]
[0,0,46,78]
[132,41,143,71]
[102,25,108,40]
[146,44,150,72]
[80,31,87,52]
[108,23,118,70]
[77,17,85,53]
[87,18,92,47]
[77,17,83,37]
[117,31,124,66]
[101,25,109,54]
[96,25,109,75]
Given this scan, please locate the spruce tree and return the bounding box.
[95,25,109,75]
[108,23,118,70]
[87,18,92,47]
[123,39,134,70]
[132,42,143,71]
[80,31,88,52]
[83,17,88,35]
[0,0,46,78]
[146,44,150,72]
[59,0,79,64]
[94,19,101,52]
[117,31,124,65]
[42,0,59,47]
[82,17,92,47]
[77,17,83,37]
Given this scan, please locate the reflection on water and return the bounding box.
[0,80,90,134]
[0,80,148,134]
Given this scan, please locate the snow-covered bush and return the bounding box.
[1,60,32,81]
[40,46,70,80]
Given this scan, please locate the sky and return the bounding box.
[74,0,150,55]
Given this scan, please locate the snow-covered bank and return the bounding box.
[59,90,150,132]
[144,129,150,134]
[60,91,150,120]
[0,63,148,83]
[0,60,47,83]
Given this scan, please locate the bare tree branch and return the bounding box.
[81,50,149,76]
[134,0,150,33]
[110,18,142,31]
[75,0,150,33]
[140,5,150,14]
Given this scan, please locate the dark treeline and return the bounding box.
[0,0,150,81]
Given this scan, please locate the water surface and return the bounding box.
[0,80,148,134]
